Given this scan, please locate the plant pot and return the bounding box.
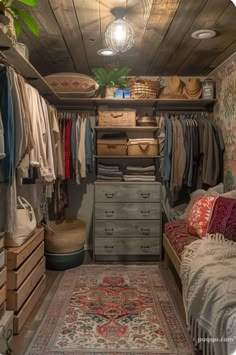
[105,86,118,99]
[0,7,17,45]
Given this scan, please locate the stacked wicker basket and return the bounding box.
[128,77,162,99]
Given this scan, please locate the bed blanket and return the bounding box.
[180,234,236,355]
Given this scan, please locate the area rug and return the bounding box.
[25,265,193,355]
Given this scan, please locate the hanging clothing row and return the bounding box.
[159,112,224,200]
[57,111,94,183]
[47,111,94,221]
[0,63,63,233]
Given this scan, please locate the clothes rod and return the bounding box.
[154,109,211,114]
[57,107,97,112]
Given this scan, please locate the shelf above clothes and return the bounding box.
[95,155,160,158]
[94,126,159,132]
[0,29,59,103]
[0,29,216,111]
[58,98,216,111]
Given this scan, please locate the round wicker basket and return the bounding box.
[128,78,161,99]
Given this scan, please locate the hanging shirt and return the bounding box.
[0,112,5,160]
[85,117,93,175]
[78,116,87,179]
[0,67,15,184]
[64,118,72,179]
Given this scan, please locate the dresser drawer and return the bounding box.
[95,203,160,220]
[95,220,161,238]
[95,183,160,202]
[95,238,160,255]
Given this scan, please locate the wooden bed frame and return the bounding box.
[163,233,181,276]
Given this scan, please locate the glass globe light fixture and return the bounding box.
[105,18,134,53]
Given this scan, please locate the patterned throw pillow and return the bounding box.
[207,196,236,241]
[187,196,217,238]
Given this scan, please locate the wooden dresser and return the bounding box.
[94,182,161,261]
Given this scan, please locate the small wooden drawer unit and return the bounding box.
[6,228,46,334]
[94,182,161,261]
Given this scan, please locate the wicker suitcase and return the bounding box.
[98,110,136,127]
[97,139,127,156]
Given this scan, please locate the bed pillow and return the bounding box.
[178,183,224,220]
[221,189,236,199]
[187,196,217,238]
[178,189,206,220]
[207,196,236,241]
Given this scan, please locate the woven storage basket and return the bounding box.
[98,110,136,127]
[45,219,86,253]
[128,78,161,99]
[97,139,127,156]
[127,139,158,156]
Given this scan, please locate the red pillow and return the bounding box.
[187,196,217,238]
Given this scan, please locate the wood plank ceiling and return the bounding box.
[19,0,236,76]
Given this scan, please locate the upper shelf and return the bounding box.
[0,29,59,102]
[94,126,159,132]
[57,97,216,110]
[0,29,216,110]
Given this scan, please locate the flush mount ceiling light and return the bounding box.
[105,7,134,53]
[97,48,116,56]
[191,29,216,40]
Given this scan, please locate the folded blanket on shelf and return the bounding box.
[126,165,155,172]
[124,171,155,176]
[97,163,121,171]
[97,169,123,176]
[123,175,156,182]
[96,175,123,181]
[180,235,236,355]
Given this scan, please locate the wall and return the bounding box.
[210,52,236,191]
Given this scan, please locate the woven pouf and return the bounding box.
[45,248,85,270]
[45,219,86,270]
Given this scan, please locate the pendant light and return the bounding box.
[105,7,134,54]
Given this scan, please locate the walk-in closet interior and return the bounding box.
[0,1,236,354]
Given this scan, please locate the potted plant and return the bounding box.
[92,66,130,98]
[0,0,39,43]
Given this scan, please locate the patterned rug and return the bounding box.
[25,265,193,354]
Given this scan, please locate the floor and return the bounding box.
[10,252,188,355]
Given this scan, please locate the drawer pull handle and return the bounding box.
[105,210,114,217]
[105,193,114,199]
[104,245,114,249]
[141,245,150,249]
[141,210,150,216]
[141,228,150,235]
[105,228,114,234]
[140,193,150,199]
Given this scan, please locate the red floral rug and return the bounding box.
[25,265,193,354]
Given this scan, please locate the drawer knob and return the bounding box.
[141,228,150,235]
[104,245,114,249]
[141,245,150,249]
[105,228,114,235]
[105,193,115,199]
[140,193,150,199]
[105,211,115,217]
[141,210,150,216]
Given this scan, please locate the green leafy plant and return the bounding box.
[0,0,39,37]
[92,67,131,97]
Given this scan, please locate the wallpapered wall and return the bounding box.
[211,53,236,192]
